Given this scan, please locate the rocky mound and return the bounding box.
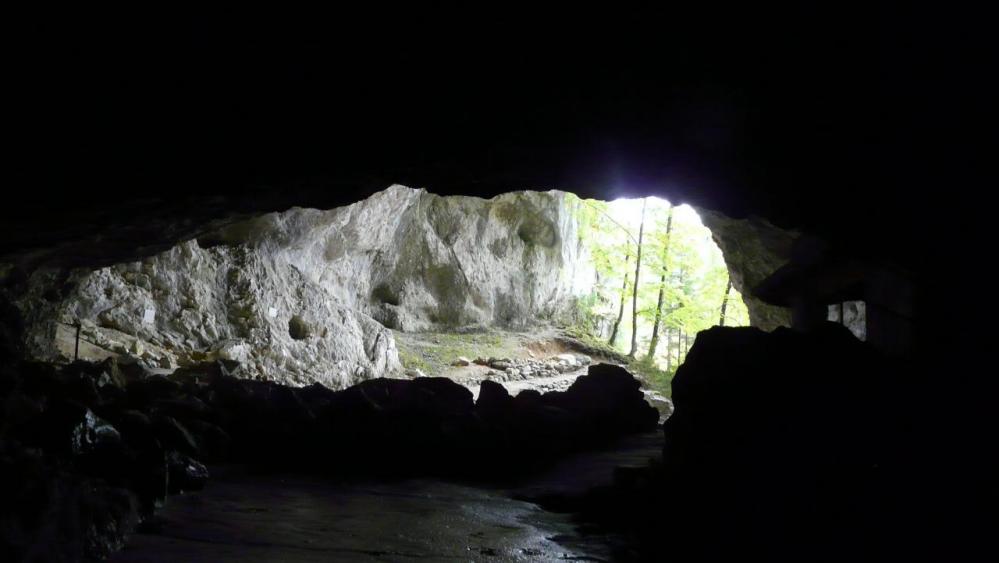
[0,359,657,560]
[530,324,935,562]
[472,352,592,382]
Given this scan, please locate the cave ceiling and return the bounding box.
[4,8,986,275]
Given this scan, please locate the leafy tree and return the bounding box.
[719,276,733,326]
[628,199,648,358]
[647,205,674,358]
[573,196,750,377]
[607,246,631,347]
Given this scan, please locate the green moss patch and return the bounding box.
[394,330,519,376]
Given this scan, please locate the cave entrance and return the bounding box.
[391,191,750,406]
[566,195,750,397]
[14,185,761,403]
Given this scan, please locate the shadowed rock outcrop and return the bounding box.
[533,325,944,562]
[698,209,797,330]
[0,359,656,560]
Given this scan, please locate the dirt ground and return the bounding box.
[393,326,673,419]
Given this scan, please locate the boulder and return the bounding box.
[127,375,183,406]
[77,409,122,452]
[543,363,659,434]
[183,419,231,462]
[660,324,901,561]
[408,377,476,416]
[514,389,543,407]
[109,409,155,450]
[0,444,140,562]
[151,415,198,455]
[476,380,512,411]
[166,451,209,494]
[554,353,578,367]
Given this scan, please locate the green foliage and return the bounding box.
[397,347,431,373]
[573,197,750,371]
[563,326,629,363]
[627,356,674,398]
[570,291,603,336]
[394,330,516,375]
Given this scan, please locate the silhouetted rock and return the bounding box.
[408,377,475,415]
[477,380,512,411]
[27,400,120,456]
[0,355,660,559]
[166,451,209,494]
[151,415,198,455]
[551,325,923,562]
[546,363,659,435]
[127,374,183,406]
[514,388,543,406]
[109,409,155,449]
[0,441,140,562]
[183,420,231,462]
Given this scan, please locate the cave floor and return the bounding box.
[112,432,663,562]
[394,326,672,418]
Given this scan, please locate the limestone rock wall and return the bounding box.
[205,185,592,332]
[8,186,591,387]
[698,210,797,331]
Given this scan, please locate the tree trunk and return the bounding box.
[608,249,631,346]
[677,328,683,363]
[646,206,674,358]
[719,277,733,326]
[665,326,672,372]
[628,199,648,358]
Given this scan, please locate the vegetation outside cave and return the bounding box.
[387,191,750,401]
[567,195,750,397]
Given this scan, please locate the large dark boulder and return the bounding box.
[333,377,474,416]
[182,419,231,462]
[126,374,183,407]
[166,451,209,494]
[0,442,140,562]
[659,324,920,562]
[407,377,475,416]
[150,415,198,456]
[24,400,121,456]
[476,380,512,412]
[543,363,659,436]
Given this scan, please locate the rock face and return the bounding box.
[657,324,909,561]
[12,240,400,388]
[698,209,797,330]
[7,186,591,387]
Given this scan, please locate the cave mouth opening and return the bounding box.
[0,184,791,562]
[563,195,750,394]
[7,184,765,401]
[377,189,752,406]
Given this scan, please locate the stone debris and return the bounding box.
[479,353,592,382]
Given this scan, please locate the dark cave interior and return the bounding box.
[2,8,995,562]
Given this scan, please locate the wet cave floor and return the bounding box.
[113,432,663,562]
